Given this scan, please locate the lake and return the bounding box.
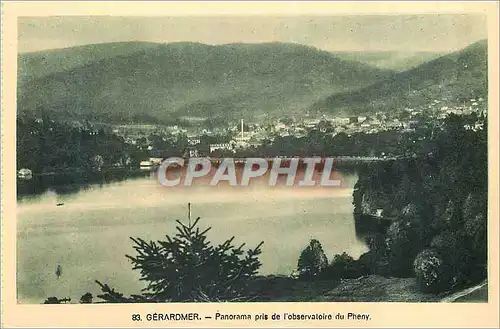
[16,172,368,303]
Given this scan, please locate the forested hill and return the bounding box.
[352,113,487,291]
[17,42,393,124]
[312,39,488,114]
[18,42,162,85]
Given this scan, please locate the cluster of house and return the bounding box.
[433,97,486,118]
[112,96,488,168]
[21,96,487,174]
[264,114,407,138]
[204,120,259,154]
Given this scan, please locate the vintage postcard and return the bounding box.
[1,1,499,328]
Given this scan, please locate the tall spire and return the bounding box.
[241,119,244,138]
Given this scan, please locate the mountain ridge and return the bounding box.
[17,42,394,123]
[18,40,488,124]
[312,39,488,114]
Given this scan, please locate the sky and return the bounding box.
[18,14,487,53]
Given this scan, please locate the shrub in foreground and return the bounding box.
[328,252,367,280]
[297,239,329,280]
[413,249,452,293]
[43,297,71,304]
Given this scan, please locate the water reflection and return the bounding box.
[17,169,151,198]
[16,167,369,303]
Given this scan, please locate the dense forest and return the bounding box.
[288,112,487,294]
[16,115,153,196]
[349,113,488,291]
[17,115,148,173]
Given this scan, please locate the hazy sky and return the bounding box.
[18,15,487,53]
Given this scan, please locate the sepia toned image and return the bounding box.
[2,1,499,328]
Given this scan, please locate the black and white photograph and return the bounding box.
[13,12,490,307]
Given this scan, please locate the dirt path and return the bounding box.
[440,281,488,303]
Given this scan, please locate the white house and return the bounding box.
[334,117,350,125]
[149,158,164,165]
[17,168,33,180]
[357,116,367,123]
[210,143,233,153]
[140,161,152,170]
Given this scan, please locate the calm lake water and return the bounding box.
[17,173,367,303]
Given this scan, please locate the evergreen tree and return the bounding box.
[297,239,328,279]
[123,217,263,302]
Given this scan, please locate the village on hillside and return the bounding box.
[113,96,487,167]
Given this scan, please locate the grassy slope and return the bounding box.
[250,275,444,302]
[251,275,487,302]
[17,42,393,123]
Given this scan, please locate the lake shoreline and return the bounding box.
[17,174,366,304]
